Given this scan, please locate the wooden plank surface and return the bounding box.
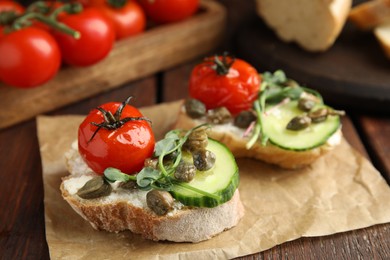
[355,115,390,182]
[1,0,390,259]
[0,0,226,129]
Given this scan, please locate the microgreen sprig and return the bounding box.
[103,124,219,200]
[246,70,324,149]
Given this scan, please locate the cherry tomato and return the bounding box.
[52,7,115,66]
[189,55,261,115]
[138,0,199,24]
[88,0,146,40]
[0,27,61,88]
[78,97,155,175]
[0,0,25,14]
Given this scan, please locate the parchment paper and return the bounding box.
[37,101,390,259]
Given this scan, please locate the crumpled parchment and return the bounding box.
[36,101,390,259]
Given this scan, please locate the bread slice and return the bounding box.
[349,0,390,30]
[255,0,352,51]
[374,22,390,59]
[60,142,244,243]
[173,105,342,170]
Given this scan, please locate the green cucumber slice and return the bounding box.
[170,139,239,208]
[261,101,341,151]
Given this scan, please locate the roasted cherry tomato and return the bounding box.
[0,0,25,14]
[0,27,61,88]
[52,7,115,66]
[138,0,199,24]
[189,55,261,115]
[88,0,146,40]
[78,97,155,175]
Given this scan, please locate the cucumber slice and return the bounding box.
[170,139,239,208]
[261,101,341,151]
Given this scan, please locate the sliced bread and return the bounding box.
[173,104,342,170]
[60,143,245,243]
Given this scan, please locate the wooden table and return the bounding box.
[1,0,390,259]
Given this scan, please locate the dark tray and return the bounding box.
[235,15,390,114]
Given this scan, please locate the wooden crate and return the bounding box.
[0,0,226,129]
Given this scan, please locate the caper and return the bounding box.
[298,98,316,112]
[174,161,196,182]
[308,108,328,123]
[119,180,138,190]
[144,158,158,169]
[207,107,232,124]
[183,127,208,152]
[77,176,112,199]
[234,110,257,128]
[286,115,312,131]
[284,79,299,87]
[192,150,216,171]
[146,190,174,216]
[184,98,206,118]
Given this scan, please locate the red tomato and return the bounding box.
[0,27,61,88]
[138,0,199,24]
[78,98,155,175]
[88,0,146,40]
[0,0,25,14]
[189,55,261,115]
[52,8,115,66]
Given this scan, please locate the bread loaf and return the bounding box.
[60,142,245,243]
[255,0,352,51]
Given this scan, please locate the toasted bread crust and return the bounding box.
[61,180,244,242]
[173,107,339,169]
[61,145,244,243]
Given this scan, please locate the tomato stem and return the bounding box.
[209,53,235,76]
[3,2,82,38]
[107,0,128,9]
[50,2,83,20]
[88,97,152,143]
[0,11,19,26]
[13,12,80,38]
